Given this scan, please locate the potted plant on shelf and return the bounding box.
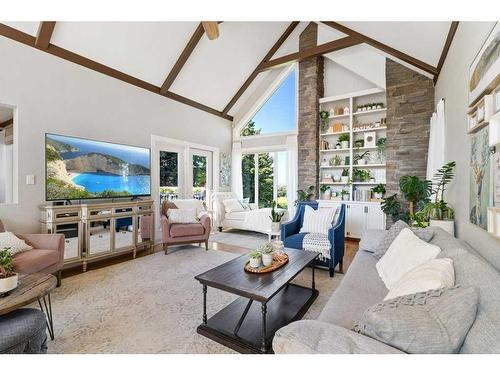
[249,250,262,268]
[353,168,371,182]
[259,242,274,267]
[341,168,349,183]
[319,110,330,132]
[338,133,350,149]
[354,139,364,148]
[421,161,457,235]
[320,185,331,200]
[330,155,342,166]
[376,137,386,163]
[354,150,370,166]
[269,200,285,232]
[0,248,18,295]
[341,189,350,201]
[371,183,386,199]
[295,185,315,206]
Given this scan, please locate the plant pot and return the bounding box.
[342,194,350,201]
[341,141,349,149]
[322,190,331,200]
[374,192,383,199]
[262,253,273,267]
[271,222,280,232]
[0,273,18,294]
[341,176,348,183]
[249,257,261,268]
[429,219,455,236]
[333,175,341,182]
[357,159,366,165]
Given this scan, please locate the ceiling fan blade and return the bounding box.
[202,22,220,40]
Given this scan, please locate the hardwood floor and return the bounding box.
[61,238,359,279]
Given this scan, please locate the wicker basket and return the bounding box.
[244,253,289,274]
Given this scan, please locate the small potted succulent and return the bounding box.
[341,189,350,201]
[0,248,18,294]
[354,151,370,166]
[341,168,349,183]
[371,184,386,199]
[338,134,350,149]
[249,250,262,268]
[354,139,364,148]
[269,200,285,232]
[260,242,274,267]
[330,155,342,166]
[320,185,331,200]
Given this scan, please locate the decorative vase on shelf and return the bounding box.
[341,176,348,183]
[333,175,341,182]
[341,141,349,149]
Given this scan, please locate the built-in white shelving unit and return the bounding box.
[318,88,387,203]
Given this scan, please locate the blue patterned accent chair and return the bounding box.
[281,202,346,277]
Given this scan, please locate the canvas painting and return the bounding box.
[470,127,491,229]
[469,22,500,105]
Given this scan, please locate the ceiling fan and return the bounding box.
[202,22,220,40]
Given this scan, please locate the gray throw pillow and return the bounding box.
[373,220,434,259]
[359,229,386,253]
[353,286,479,354]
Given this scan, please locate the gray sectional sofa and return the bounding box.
[273,227,500,354]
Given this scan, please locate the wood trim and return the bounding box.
[222,21,299,116]
[257,36,361,72]
[0,118,13,128]
[35,21,56,49]
[322,21,439,76]
[160,23,205,95]
[202,22,219,40]
[434,21,459,84]
[0,23,232,122]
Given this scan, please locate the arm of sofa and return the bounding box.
[160,215,171,242]
[280,210,301,240]
[199,214,211,237]
[328,204,345,266]
[17,233,65,267]
[273,320,404,354]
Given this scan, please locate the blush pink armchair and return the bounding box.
[0,220,65,286]
[160,201,211,254]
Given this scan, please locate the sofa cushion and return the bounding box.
[359,229,386,253]
[161,201,178,217]
[0,231,33,255]
[373,220,434,259]
[169,223,205,238]
[299,205,337,235]
[12,249,59,274]
[168,208,198,224]
[354,286,479,354]
[318,250,388,329]
[283,233,306,250]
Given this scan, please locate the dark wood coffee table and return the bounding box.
[0,273,57,340]
[195,248,318,354]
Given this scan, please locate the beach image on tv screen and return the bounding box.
[46,134,151,200]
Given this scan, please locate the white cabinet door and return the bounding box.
[366,204,386,231]
[346,204,365,238]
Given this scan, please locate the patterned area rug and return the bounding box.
[210,229,268,250]
[45,246,343,353]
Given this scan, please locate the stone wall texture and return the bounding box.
[298,22,323,197]
[385,59,435,201]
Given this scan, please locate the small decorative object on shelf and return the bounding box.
[330,155,342,166]
[371,184,386,200]
[333,174,341,182]
[354,139,364,148]
[343,106,350,115]
[320,185,332,200]
[259,242,275,267]
[332,122,343,132]
[319,110,329,132]
[248,250,262,268]
[338,133,349,149]
[335,142,341,149]
[364,131,376,147]
[329,108,335,117]
[341,189,350,201]
[354,151,370,166]
[341,168,349,183]
[0,248,18,295]
[353,168,371,182]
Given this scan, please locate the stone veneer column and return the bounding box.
[385,59,435,204]
[298,22,324,197]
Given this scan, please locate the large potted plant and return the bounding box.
[0,248,18,294]
[294,185,315,206]
[269,200,285,232]
[421,161,456,235]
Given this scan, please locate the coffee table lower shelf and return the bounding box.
[197,283,318,354]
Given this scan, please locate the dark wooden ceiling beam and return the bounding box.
[0,23,232,122]
[322,21,439,76]
[0,118,13,129]
[433,21,459,84]
[160,23,205,95]
[35,21,56,49]
[202,22,219,40]
[222,21,300,116]
[257,36,361,72]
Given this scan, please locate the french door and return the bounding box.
[188,149,213,208]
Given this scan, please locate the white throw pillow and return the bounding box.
[0,231,33,255]
[376,228,441,289]
[223,198,244,214]
[300,205,337,235]
[167,208,199,224]
[384,258,455,300]
[173,199,205,215]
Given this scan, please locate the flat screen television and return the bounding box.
[45,133,151,201]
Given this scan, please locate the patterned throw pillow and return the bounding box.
[373,220,434,259]
[300,205,337,235]
[353,286,479,354]
[167,208,199,224]
[0,231,33,255]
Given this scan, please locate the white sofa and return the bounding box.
[212,192,288,234]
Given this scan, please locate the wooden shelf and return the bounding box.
[352,127,387,133]
[353,108,386,116]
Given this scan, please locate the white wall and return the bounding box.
[323,59,377,97]
[435,21,500,270]
[0,37,232,233]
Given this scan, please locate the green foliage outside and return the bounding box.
[46,178,132,200]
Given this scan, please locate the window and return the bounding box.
[240,69,297,136]
[159,151,179,203]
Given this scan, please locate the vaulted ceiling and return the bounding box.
[0,21,458,123]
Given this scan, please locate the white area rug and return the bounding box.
[46,246,343,354]
[210,229,268,250]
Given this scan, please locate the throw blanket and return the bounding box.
[303,233,331,261]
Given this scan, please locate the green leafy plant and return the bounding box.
[330,155,342,166]
[259,242,274,254]
[381,194,407,222]
[354,139,364,148]
[0,248,14,279]
[342,168,349,177]
[421,161,456,221]
[295,185,315,206]
[372,184,386,195]
[353,168,371,182]
[319,111,330,132]
[320,185,330,193]
[376,137,386,151]
[399,176,432,216]
[249,250,262,259]
[269,200,285,223]
[353,151,370,165]
[412,211,430,228]
[338,133,350,143]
